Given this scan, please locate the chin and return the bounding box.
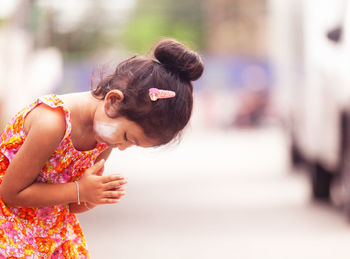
[95,135,106,145]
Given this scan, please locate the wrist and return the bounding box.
[84,201,96,210]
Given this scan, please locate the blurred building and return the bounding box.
[206,0,267,57]
[198,0,272,128]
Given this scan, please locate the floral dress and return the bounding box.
[0,94,107,258]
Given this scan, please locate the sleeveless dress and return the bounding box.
[0,94,107,258]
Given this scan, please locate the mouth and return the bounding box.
[96,137,119,148]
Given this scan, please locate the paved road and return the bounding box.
[78,127,350,259]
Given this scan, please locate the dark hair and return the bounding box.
[91,38,204,145]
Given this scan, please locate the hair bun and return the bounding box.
[154,38,204,81]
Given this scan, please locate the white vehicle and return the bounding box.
[268,0,350,218]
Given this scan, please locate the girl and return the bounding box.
[0,38,204,258]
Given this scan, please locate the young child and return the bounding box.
[0,38,204,258]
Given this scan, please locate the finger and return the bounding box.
[91,159,105,175]
[103,179,127,189]
[86,159,105,175]
[113,186,126,191]
[100,198,121,204]
[104,190,126,199]
[95,165,105,176]
[101,174,125,184]
[108,186,126,192]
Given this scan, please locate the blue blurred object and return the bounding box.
[197,55,273,92]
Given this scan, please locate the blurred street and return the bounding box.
[78,127,350,259]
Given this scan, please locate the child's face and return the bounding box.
[93,89,158,150]
[93,108,157,151]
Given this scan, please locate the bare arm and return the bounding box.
[0,105,74,207]
[0,106,126,208]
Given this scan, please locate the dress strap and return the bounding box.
[26,94,72,139]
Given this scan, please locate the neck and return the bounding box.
[61,91,100,136]
[77,92,99,129]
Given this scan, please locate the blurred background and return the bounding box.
[2,0,350,258]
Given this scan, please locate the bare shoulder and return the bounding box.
[0,103,68,202]
[23,103,66,146]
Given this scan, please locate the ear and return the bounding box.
[104,90,124,117]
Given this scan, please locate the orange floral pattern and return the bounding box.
[0,95,107,258]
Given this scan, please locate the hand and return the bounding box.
[78,159,127,205]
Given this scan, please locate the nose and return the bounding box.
[118,141,134,151]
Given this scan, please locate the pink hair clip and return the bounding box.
[149,88,176,101]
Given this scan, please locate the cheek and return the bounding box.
[95,122,119,141]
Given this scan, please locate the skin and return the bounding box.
[0,90,158,213]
